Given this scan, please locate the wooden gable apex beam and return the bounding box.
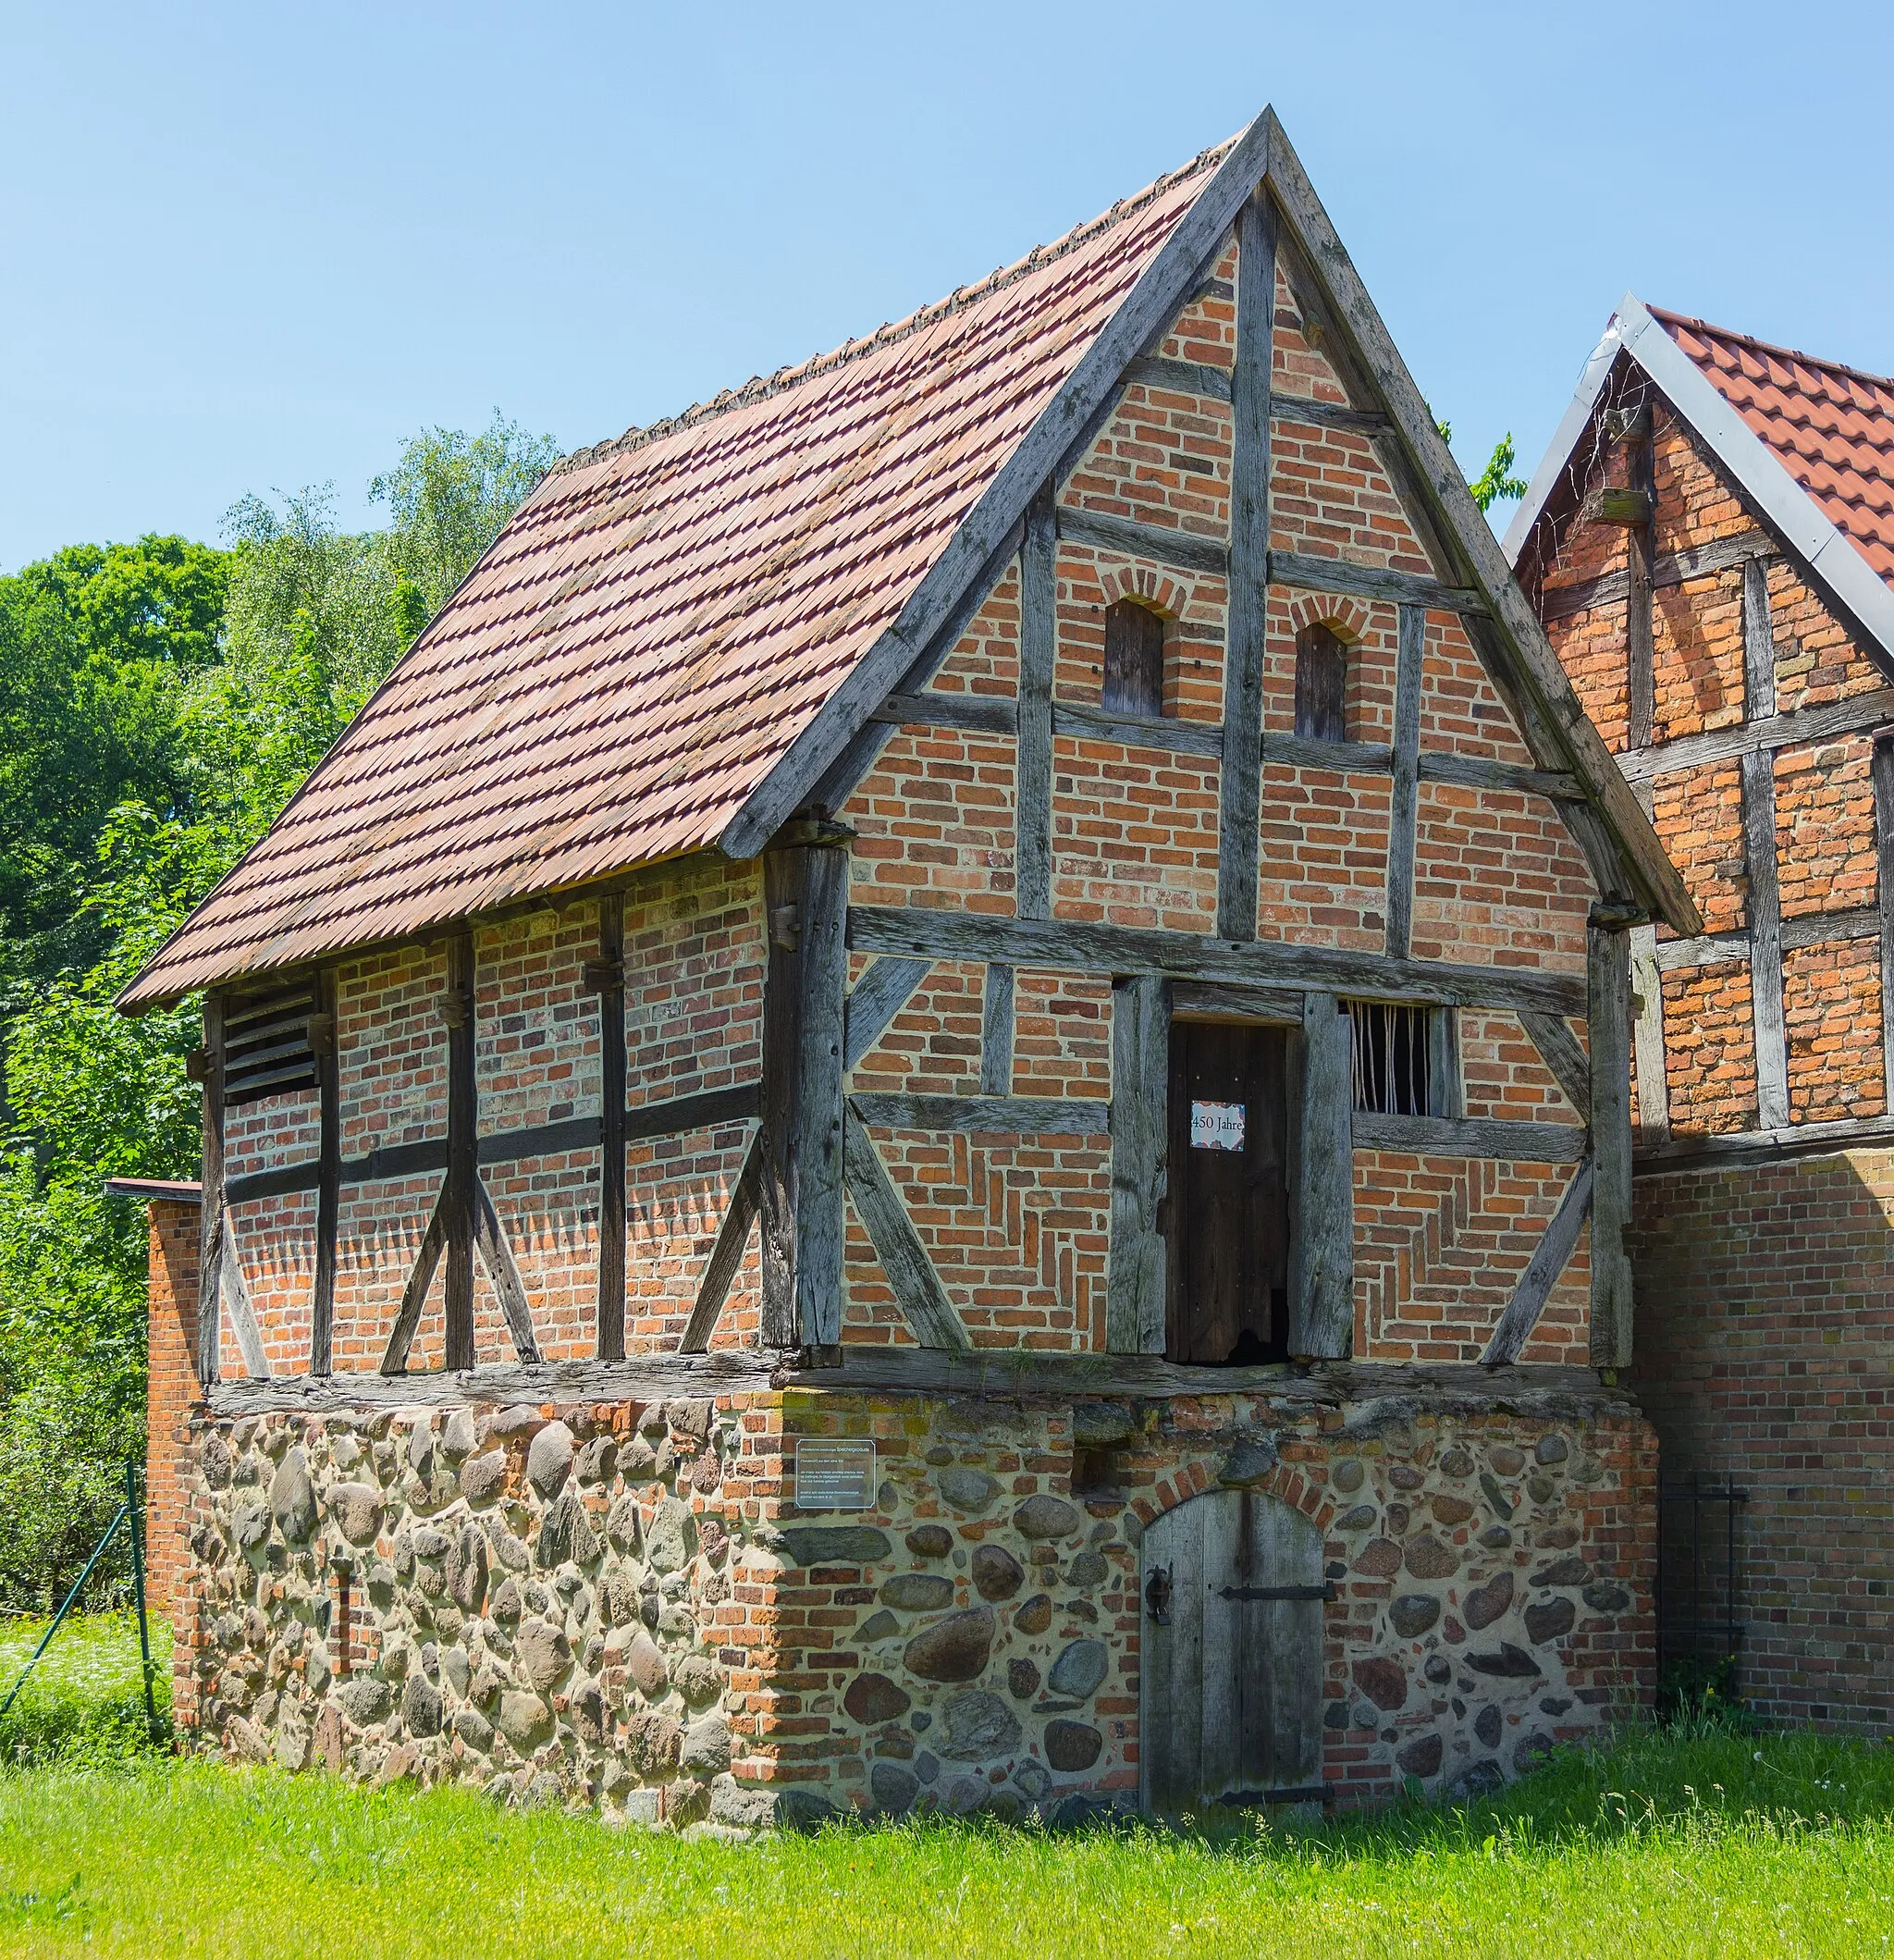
[719,112,1281,862]
[1256,116,1697,940]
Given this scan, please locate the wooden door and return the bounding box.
[1139,1487,1324,1812]
[1164,1021,1289,1363]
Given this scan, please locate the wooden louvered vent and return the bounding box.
[221,980,325,1104]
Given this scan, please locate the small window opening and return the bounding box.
[1073,1447,1123,1496]
[1102,598,1166,717]
[1348,1002,1457,1116]
[1295,623,1347,742]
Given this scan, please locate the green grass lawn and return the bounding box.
[3,1617,1892,1957]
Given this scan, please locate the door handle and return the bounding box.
[1144,1564,1173,1624]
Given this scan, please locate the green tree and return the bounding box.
[1438,421,1531,514]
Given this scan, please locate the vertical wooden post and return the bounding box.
[194,994,226,1387]
[595,893,627,1361]
[310,968,339,1375]
[1106,972,1169,1354]
[759,823,850,1357]
[1015,490,1057,922]
[1873,733,1894,1112]
[979,964,1015,1096]
[1217,189,1277,943]
[1385,603,1424,958]
[441,931,476,1372]
[1740,564,1789,1130]
[1625,426,1655,750]
[1288,991,1352,1360]
[1588,906,1636,1370]
[1628,924,1670,1143]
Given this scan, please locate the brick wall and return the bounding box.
[1630,1152,1894,1732]
[143,1197,201,1614]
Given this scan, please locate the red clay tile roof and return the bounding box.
[1653,306,1894,588]
[120,142,1232,1008]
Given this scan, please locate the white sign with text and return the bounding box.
[1189,1100,1247,1152]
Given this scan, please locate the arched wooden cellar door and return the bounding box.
[1138,1486,1325,1811]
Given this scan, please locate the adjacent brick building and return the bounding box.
[114,110,1698,1824]
[1509,298,1894,1732]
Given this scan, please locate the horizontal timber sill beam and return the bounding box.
[1353,1112,1588,1164]
[203,1350,1631,1419]
[1053,507,1229,578]
[224,1083,760,1209]
[850,1092,1109,1135]
[1266,550,1489,618]
[1617,686,1894,785]
[874,696,1579,799]
[1539,527,1776,624]
[847,906,1587,1017]
[1636,1110,1894,1174]
[1124,357,1392,437]
[1651,905,1879,975]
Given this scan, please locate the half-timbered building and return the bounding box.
[1510,302,1894,1735]
[120,109,1697,1823]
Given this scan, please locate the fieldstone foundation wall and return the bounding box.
[169,1377,1654,1826]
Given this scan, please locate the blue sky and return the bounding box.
[3,0,1889,571]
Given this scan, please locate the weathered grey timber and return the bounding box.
[1625,432,1655,750]
[678,1128,763,1352]
[1268,733,1393,775]
[1125,352,1393,439]
[1651,906,1880,974]
[1270,394,1390,437]
[219,1230,270,1380]
[196,995,225,1385]
[1426,1005,1461,1119]
[1742,557,1778,723]
[380,1197,446,1376]
[1627,924,1670,1141]
[1054,506,1230,580]
[1520,1014,1592,1118]
[1481,1159,1595,1365]
[720,108,1281,860]
[1385,603,1424,957]
[1616,685,1894,784]
[474,1180,541,1363]
[1418,751,1582,800]
[851,1093,1107,1135]
[1016,489,1057,922]
[793,840,849,1348]
[1123,353,1236,401]
[758,849,805,1348]
[1537,526,1775,623]
[843,956,932,1071]
[595,893,627,1362]
[1740,564,1791,1129]
[839,1104,971,1350]
[1171,980,1304,1025]
[871,691,1016,735]
[1876,734,1894,1108]
[1266,550,1487,618]
[1291,991,1352,1358]
[1351,1114,1587,1164]
[1587,915,1635,1369]
[1055,702,1225,758]
[848,905,1590,1017]
[204,1350,1636,1421]
[1217,188,1275,942]
[1636,1109,1894,1171]
[311,968,339,1375]
[1107,973,1169,1353]
[442,931,477,1373]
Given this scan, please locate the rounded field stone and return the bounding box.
[1330,1458,1365,1494]
[1488,1446,1526,1476]
[844,1672,913,1725]
[1534,1434,1569,1465]
[1352,1657,1408,1711]
[1354,1538,1402,1577]
[624,1630,669,1698]
[1523,1596,1576,1645]
[515,1619,572,1692]
[1462,1572,1514,1631]
[1390,1593,1441,1638]
[1396,1732,1443,1778]
[1388,1463,1425,1492]
[673,1654,722,1707]
[1431,1495,1475,1526]
[535,1489,597,1571]
[336,1677,392,1726]
[1439,1448,1476,1480]
[972,1545,1025,1601]
[1532,1555,1593,1589]
[447,1525,487,1611]
[1582,1582,1631,1613]
[1474,1703,1503,1747]
[939,1688,1022,1760]
[1007,1658,1040,1700]
[906,1525,954,1559]
[1466,1643,1542,1679]
[1478,1523,1513,1549]
[1453,1759,1505,1798]
[1048,1639,1108,1699]
[870,1761,918,1813]
[1423,1655,1452,1685]
[856,1610,900,1644]
[1218,1435,1278,1486]
[1064,1552,1109,1590]
[904,1607,995,1683]
[326,1483,383,1545]
[269,1451,317,1543]
[1335,1504,1378,1533]
[646,1496,697,1574]
[938,1467,1000,1513]
[1015,1595,1052,1636]
[498,1690,552,1748]
[1044,1719,1103,1772]
[526,1421,575,1497]
[1405,1536,1458,1580]
[1536,1522,1580,1550]
[881,1573,954,1611]
[1014,1760,1051,1799]
[1526,1473,1556,1504]
[1015,1495,1081,1541]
